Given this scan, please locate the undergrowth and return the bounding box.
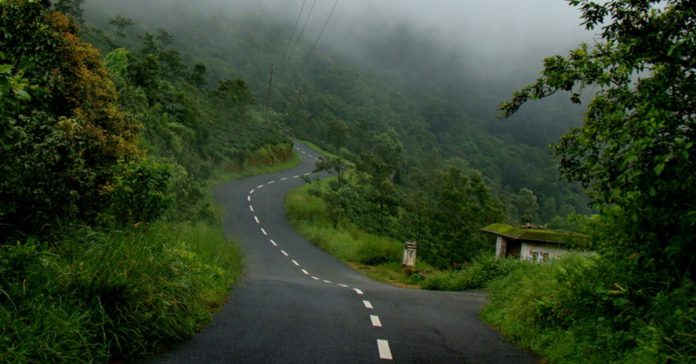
[422,255,526,291]
[481,256,696,363]
[0,221,242,363]
[285,182,402,266]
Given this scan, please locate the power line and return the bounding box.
[282,0,307,59]
[268,0,309,118]
[305,0,339,62]
[291,0,318,55]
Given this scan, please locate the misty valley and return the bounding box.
[1,0,694,363]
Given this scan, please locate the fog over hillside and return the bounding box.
[84,0,593,82]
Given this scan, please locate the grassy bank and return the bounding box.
[209,143,301,185]
[286,179,696,363]
[481,256,696,363]
[285,182,428,287]
[0,221,241,362]
[285,181,523,289]
[0,148,303,363]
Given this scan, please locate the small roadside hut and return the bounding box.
[480,223,590,262]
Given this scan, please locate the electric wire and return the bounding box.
[305,0,339,62]
[282,0,307,60]
[291,0,318,55]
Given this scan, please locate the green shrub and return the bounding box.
[0,221,242,362]
[422,255,525,290]
[285,183,401,266]
[106,160,174,225]
[481,255,696,363]
[355,234,401,265]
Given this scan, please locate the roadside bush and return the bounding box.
[481,255,696,363]
[286,183,401,266]
[106,160,174,225]
[354,234,401,265]
[0,221,242,362]
[0,2,140,240]
[422,255,526,290]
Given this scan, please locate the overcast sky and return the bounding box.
[85,0,595,81]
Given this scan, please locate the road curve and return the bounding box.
[149,142,537,363]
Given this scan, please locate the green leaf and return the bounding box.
[0,64,13,75]
[653,163,664,176]
[14,89,30,101]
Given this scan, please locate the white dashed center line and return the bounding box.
[377,340,393,360]
[370,315,382,328]
[245,152,395,361]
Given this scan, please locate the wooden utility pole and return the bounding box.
[264,65,274,118]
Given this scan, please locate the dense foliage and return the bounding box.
[81,0,592,224]
[503,0,695,298]
[483,256,695,363]
[0,1,291,361]
[0,222,242,362]
[0,1,139,239]
[496,0,696,361]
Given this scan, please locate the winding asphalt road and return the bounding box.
[151,142,537,363]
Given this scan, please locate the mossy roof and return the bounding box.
[480,223,590,245]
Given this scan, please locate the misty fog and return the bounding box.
[82,0,597,146]
[84,0,593,82]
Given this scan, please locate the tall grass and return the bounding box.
[481,255,696,363]
[210,143,300,185]
[0,221,242,362]
[285,183,402,266]
[422,255,526,291]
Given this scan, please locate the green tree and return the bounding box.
[109,14,133,37]
[215,79,256,118]
[189,63,207,88]
[53,0,83,22]
[0,1,139,239]
[315,156,348,189]
[425,167,504,268]
[500,0,695,285]
[511,188,540,224]
[327,119,348,151]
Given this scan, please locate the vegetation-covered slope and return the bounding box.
[82,0,591,223]
[0,1,292,362]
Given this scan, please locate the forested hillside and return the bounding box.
[0,1,292,361]
[82,0,592,224]
[2,0,694,363]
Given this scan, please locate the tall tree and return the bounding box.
[109,15,133,37]
[52,0,83,22]
[512,188,540,224]
[425,167,504,268]
[500,0,695,286]
[0,1,139,239]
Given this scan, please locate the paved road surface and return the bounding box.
[150,142,537,363]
